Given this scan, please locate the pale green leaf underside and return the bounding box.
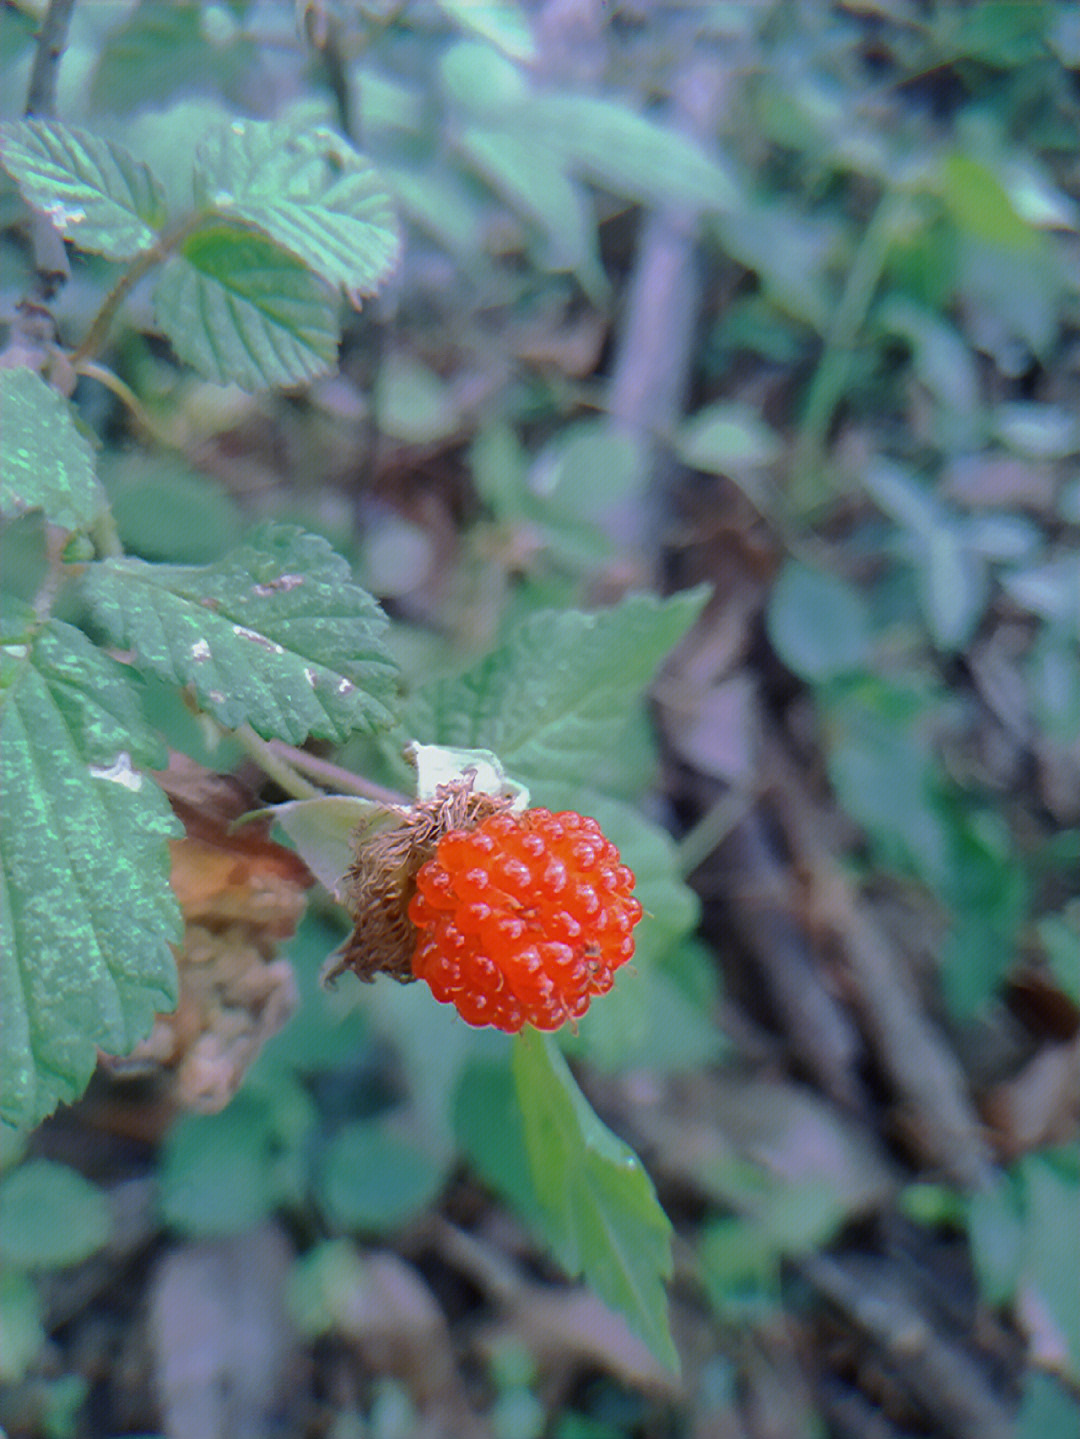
[437,0,537,62]
[405,587,709,788]
[195,119,400,298]
[154,225,338,389]
[513,1032,677,1369]
[0,368,107,532]
[0,621,180,1130]
[0,118,165,260]
[85,523,398,744]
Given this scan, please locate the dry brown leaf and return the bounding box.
[104,755,311,1111]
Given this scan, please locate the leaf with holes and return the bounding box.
[0,368,107,532]
[195,119,400,303]
[154,225,338,390]
[0,119,165,259]
[0,620,180,1130]
[84,524,398,744]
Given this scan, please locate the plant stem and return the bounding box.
[675,789,756,878]
[789,189,901,510]
[266,739,409,806]
[74,358,173,448]
[235,725,322,801]
[24,0,77,296]
[70,213,204,365]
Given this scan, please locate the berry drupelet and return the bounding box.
[408,808,642,1032]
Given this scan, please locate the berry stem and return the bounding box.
[264,739,409,806]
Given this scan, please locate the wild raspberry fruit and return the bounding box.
[408,808,642,1032]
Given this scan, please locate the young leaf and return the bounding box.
[85,524,399,744]
[405,587,708,789]
[0,119,166,260]
[154,225,338,390]
[0,621,181,1130]
[0,1159,110,1269]
[512,1031,677,1370]
[194,120,400,302]
[0,368,107,532]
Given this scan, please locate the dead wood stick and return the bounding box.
[603,56,728,580]
[801,1254,1012,1439]
[766,736,993,1189]
[714,807,868,1109]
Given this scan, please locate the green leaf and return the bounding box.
[195,119,400,301]
[89,0,262,116]
[0,368,107,532]
[528,94,740,213]
[374,352,461,443]
[159,1085,309,1238]
[512,1031,677,1370]
[101,449,245,563]
[0,621,181,1130]
[436,0,537,62]
[676,402,783,472]
[0,119,165,260]
[457,124,595,274]
[0,1270,44,1383]
[154,225,338,390]
[85,524,398,744]
[454,1059,543,1225]
[405,588,708,788]
[0,1159,110,1269]
[316,1121,448,1234]
[767,562,872,682]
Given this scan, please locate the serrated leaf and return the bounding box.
[0,621,181,1130]
[85,524,398,744]
[0,1159,110,1268]
[0,119,165,260]
[0,368,107,532]
[194,119,400,301]
[512,1031,677,1370]
[154,225,338,390]
[405,588,708,789]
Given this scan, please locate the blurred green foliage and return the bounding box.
[3,0,1080,1432]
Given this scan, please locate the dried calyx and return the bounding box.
[326,775,514,986]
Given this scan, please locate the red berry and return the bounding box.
[409,807,642,1031]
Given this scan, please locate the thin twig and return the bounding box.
[266,738,409,806]
[69,241,167,366]
[676,787,756,878]
[235,725,322,800]
[790,190,901,509]
[74,358,174,448]
[23,0,77,296]
[70,212,205,365]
